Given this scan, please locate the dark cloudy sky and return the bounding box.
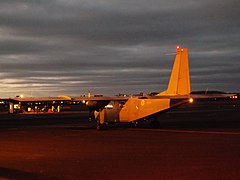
[0,0,239,97]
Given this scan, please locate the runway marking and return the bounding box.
[129,128,240,135]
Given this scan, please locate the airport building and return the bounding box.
[1,96,88,114]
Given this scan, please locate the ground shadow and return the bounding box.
[0,167,61,180]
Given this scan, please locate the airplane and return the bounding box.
[79,46,237,129]
[1,46,237,129]
[80,46,193,129]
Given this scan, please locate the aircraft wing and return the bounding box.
[73,96,129,101]
[1,96,129,102]
[190,93,237,99]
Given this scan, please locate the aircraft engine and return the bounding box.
[94,101,126,123]
[86,100,110,111]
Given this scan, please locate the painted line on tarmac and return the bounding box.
[129,128,240,135]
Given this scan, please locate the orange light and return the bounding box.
[231,95,238,99]
[189,98,194,103]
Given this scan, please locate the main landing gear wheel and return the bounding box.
[133,121,139,127]
[96,121,108,130]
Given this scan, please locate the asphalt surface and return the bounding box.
[0,99,240,179]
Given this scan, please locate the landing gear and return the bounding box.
[88,110,95,122]
[96,120,108,130]
[132,121,139,127]
[94,109,108,130]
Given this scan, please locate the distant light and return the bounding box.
[20,94,24,98]
[231,95,238,99]
[176,45,180,49]
[105,104,113,109]
[189,98,194,103]
[88,91,91,98]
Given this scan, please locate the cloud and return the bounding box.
[0,0,239,97]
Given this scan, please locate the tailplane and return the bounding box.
[158,46,191,96]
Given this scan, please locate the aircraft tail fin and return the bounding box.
[158,46,191,96]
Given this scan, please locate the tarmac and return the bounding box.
[0,98,240,179]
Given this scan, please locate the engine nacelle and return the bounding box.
[94,101,125,123]
[86,100,110,111]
